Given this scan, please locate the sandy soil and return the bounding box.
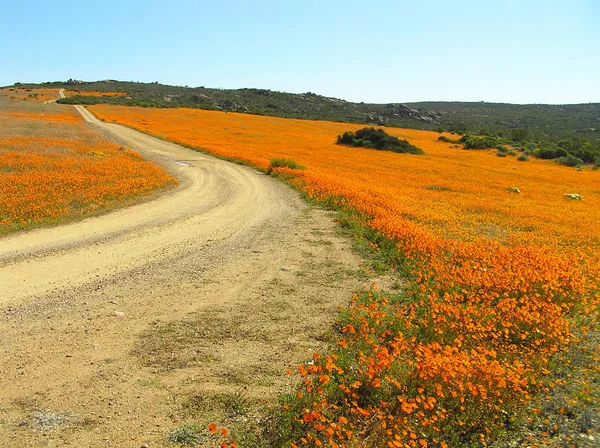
[0,105,372,447]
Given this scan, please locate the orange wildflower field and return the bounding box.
[0,92,176,235]
[0,87,59,103]
[65,90,128,98]
[88,105,599,446]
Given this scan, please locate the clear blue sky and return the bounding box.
[2,0,598,104]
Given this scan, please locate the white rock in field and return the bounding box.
[564,193,584,201]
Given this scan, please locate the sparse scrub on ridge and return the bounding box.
[64,90,127,98]
[437,126,600,169]
[336,127,423,154]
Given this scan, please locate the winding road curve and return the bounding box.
[0,97,297,307]
[0,92,369,447]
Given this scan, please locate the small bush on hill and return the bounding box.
[536,146,568,160]
[460,134,502,150]
[336,127,423,154]
[438,135,461,144]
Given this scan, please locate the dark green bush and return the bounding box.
[556,154,583,167]
[460,134,501,150]
[337,131,355,146]
[449,123,468,135]
[537,146,567,159]
[517,154,529,162]
[336,127,423,154]
[511,128,531,142]
[438,135,461,144]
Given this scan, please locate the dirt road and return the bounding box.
[0,105,297,307]
[0,105,368,446]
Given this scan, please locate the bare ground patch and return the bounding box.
[0,204,384,447]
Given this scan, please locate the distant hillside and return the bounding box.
[408,101,600,142]
[8,80,600,146]
[10,80,438,130]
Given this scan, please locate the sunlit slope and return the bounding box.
[89,105,599,249]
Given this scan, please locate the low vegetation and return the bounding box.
[438,131,600,168]
[267,158,306,174]
[336,127,423,154]
[410,101,600,145]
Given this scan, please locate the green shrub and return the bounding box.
[438,135,461,144]
[166,423,205,445]
[511,128,531,142]
[556,154,583,167]
[449,123,468,135]
[337,131,355,146]
[336,127,423,154]
[460,134,500,150]
[496,150,507,157]
[267,158,306,174]
[517,154,530,162]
